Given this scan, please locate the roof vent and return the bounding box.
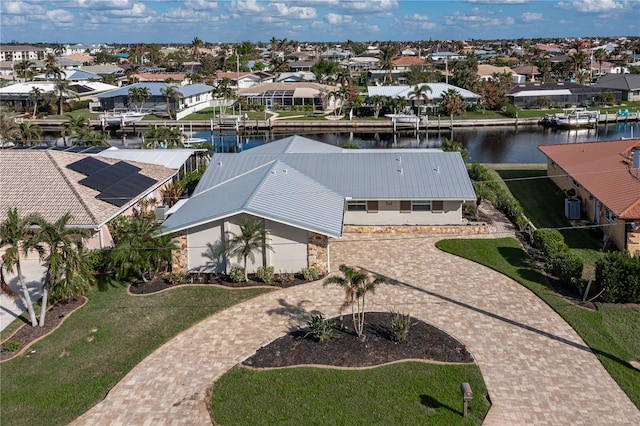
[434,166,440,174]
[217,161,223,166]
[633,149,640,169]
[271,170,277,175]
[396,156,402,163]
[398,167,403,174]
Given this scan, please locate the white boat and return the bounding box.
[182,137,208,148]
[550,108,598,128]
[98,111,147,127]
[384,113,421,124]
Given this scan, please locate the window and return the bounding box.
[412,201,431,211]
[367,201,378,213]
[431,200,444,213]
[347,200,366,211]
[400,200,411,213]
[604,208,616,223]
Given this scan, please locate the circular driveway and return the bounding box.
[72,234,640,425]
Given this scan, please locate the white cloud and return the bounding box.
[46,9,75,23]
[108,3,149,17]
[185,0,218,11]
[464,0,529,4]
[230,0,264,14]
[445,11,515,28]
[521,12,543,22]
[339,0,398,13]
[556,0,625,13]
[326,13,353,25]
[272,3,317,19]
[2,1,46,14]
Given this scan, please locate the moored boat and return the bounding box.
[384,113,421,124]
[98,110,147,127]
[549,108,598,129]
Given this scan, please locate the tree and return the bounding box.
[593,48,608,76]
[15,59,36,81]
[366,95,387,118]
[61,114,90,145]
[214,78,233,114]
[0,208,39,327]
[18,121,42,147]
[440,89,466,116]
[310,58,338,84]
[142,126,183,149]
[221,218,273,282]
[441,138,470,163]
[379,42,396,84]
[160,85,182,120]
[128,87,152,112]
[408,84,432,115]
[191,36,203,60]
[28,87,43,117]
[29,213,90,327]
[53,79,79,115]
[323,264,386,340]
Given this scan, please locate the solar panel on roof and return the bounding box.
[80,146,110,154]
[79,161,140,191]
[65,146,86,153]
[67,157,110,176]
[96,173,157,206]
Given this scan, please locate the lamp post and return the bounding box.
[236,50,242,119]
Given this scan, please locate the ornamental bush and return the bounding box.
[533,229,568,258]
[301,266,321,281]
[305,313,333,343]
[256,266,275,283]
[229,266,245,283]
[390,311,412,343]
[595,252,640,303]
[546,251,583,287]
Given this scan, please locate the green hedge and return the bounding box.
[596,252,640,303]
[546,251,583,287]
[533,228,568,257]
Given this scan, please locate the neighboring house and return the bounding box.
[0,45,43,62]
[346,56,379,72]
[0,150,176,251]
[237,82,339,111]
[507,81,622,108]
[367,84,481,110]
[592,74,640,102]
[477,64,524,83]
[214,71,274,89]
[429,51,464,61]
[288,60,317,73]
[132,73,188,86]
[392,56,427,72]
[35,69,101,82]
[0,81,118,111]
[159,135,476,275]
[538,139,640,253]
[276,71,316,83]
[511,65,540,82]
[96,82,214,117]
[80,64,125,77]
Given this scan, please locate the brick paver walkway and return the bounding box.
[72,232,640,425]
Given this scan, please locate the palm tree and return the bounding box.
[18,121,42,147]
[214,78,233,114]
[378,42,396,84]
[128,86,152,112]
[593,48,608,76]
[221,217,274,282]
[0,109,20,144]
[191,36,203,60]
[44,54,63,81]
[125,64,140,84]
[15,59,36,81]
[61,114,90,145]
[53,79,79,115]
[269,56,289,74]
[440,89,466,116]
[323,264,386,340]
[29,213,89,327]
[160,85,182,120]
[366,95,387,118]
[143,126,183,149]
[28,87,43,117]
[0,208,39,327]
[408,84,432,115]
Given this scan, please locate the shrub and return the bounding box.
[301,266,321,281]
[546,251,583,287]
[4,341,20,352]
[256,266,275,283]
[390,311,412,343]
[533,229,568,257]
[279,271,295,283]
[229,266,245,283]
[167,271,186,285]
[596,252,640,303]
[86,248,111,273]
[305,313,333,343]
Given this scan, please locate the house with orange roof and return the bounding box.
[538,139,640,253]
[392,56,427,72]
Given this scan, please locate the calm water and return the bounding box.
[110,122,639,164]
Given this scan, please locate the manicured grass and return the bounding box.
[436,238,640,409]
[211,363,489,425]
[492,167,604,267]
[0,280,272,426]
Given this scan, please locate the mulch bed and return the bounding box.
[129,273,315,294]
[0,297,86,362]
[242,312,474,369]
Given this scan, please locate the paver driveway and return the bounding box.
[72,233,640,425]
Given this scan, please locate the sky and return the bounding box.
[1,0,639,45]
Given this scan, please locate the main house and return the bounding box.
[538,139,640,253]
[159,136,476,275]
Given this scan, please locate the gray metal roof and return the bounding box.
[97,82,212,99]
[160,137,475,237]
[367,84,481,100]
[98,148,197,170]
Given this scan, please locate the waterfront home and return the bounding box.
[0,150,176,252]
[538,139,640,253]
[159,135,476,275]
[237,82,339,111]
[367,84,481,112]
[0,81,117,112]
[507,81,623,108]
[592,74,640,102]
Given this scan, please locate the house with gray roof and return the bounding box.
[159,135,475,275]
[592,74,640,102]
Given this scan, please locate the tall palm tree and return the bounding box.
[323,264,386,340]
[221,217,274,282]
[53,79,79,115]
[15,59,36,81]
[160,85,182,120]
[125,64,140,84]
[142,126,183,149]
[440,89,466,116]
[593,48,608,76]
[408,84,432,115]
[214,78,233,114]
[18,121,42,147]
[61,114,90,145]
[29,213,89,327]
[128,86,152,112]
[43,54,63,81]
[378,42,396,84]
[191,36,203,60]
[28,87,43,116]
[0,208,39,327]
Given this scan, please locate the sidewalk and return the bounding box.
[0,260,45,332]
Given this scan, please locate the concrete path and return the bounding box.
[72,232,640,425]
[0,259,45,332]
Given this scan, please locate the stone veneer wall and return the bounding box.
[342,224,492,235]
[308,232,329,274]
[171,235,188,273]
[628,230,640,255]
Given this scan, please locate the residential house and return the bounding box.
[0,81,117,112]
[477,64,524,83]
[538,139,640,253]
[346,56,379,72]
[0,150,176,251]
[0,45,44,62]
[592,74,640,102]
[507,81,622,108]
[133,73,188,86]
[159,135,476,275]
[35,69,101,82]
[276,71,316,83]
[511,65,540,82]
[392,56,427,72]
[288,60,317,73]
[215,71,274,89]
[237,82,338,111]
[367,84,481,111]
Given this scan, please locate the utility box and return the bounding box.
[461,382,473,417]
[564,198,581,220]
[155,205,169,222]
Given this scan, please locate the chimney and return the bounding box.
[634,149,640,169]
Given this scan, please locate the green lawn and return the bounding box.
[211,363,490,425]
[492,167,604,268]
[436,238,640,409]
[0,280,272,426]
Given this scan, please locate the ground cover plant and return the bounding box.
[0,279,271,426]
[436,237,640,409]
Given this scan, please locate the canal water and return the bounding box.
[109,121,639,164]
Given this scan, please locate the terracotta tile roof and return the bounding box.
[538,139,640,219]
[0,151,176,226]
[135,73,186,82]
[392,57,426,66]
